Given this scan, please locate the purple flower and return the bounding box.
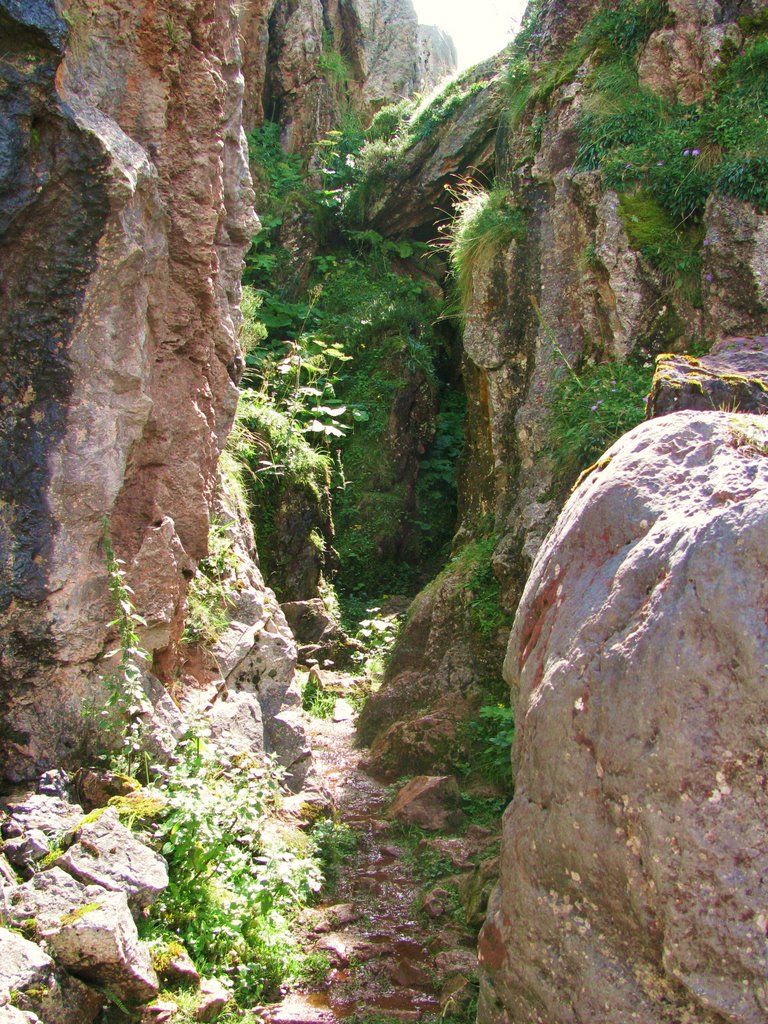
[683,149,691,156]
[591,404,598,411]
[705,273,713,282]
[703,238,710,246]
[657,161,665,166]
[692,148,700,157]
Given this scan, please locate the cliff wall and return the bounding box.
[0,0,256,780]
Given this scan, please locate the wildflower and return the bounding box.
[703,238,710,246]
[705,273,713,282]
[683,149,691,156]
[657,161,664,166]
[692,148,700,157]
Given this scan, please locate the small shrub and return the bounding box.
[182,520,239,647]
[301,674,336,719]
[462,704,515,792]
[309,818,357,888]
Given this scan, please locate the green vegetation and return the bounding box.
[729,415,768,456]
[444,182,527,309]
[182,519,240,647]
[136,739,349,1007]
[309,818,358,889]
[301,672,337,718]
[87,524,153,778]
[459,704,515,793]
[548,357,654,483]
[241,120,463,606]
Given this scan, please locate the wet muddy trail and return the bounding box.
[265,713,489,1024]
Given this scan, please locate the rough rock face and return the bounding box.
[179,481,312,789]
[0,0,256,780]
[358,550,508,777]
[362,0,768,763]
[479,411,768,1024]
[361,57,506,239]
[241,0,457,147]
[647,336,768,417]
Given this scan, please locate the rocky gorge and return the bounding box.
[1,0,768,1022]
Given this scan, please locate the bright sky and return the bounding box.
[412,0,529,70]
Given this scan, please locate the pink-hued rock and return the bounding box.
[479,411,768,1024]
[0,0,256,781]
[387,776,461,831]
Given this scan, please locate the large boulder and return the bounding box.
[647,336,768,418]
[0,927,102,1024]
[479,411,768,1024]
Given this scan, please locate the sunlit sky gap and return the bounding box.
[412,0,529,70]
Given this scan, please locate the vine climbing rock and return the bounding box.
[479,411,768,1024]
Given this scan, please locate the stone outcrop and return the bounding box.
[358,550,508,777]
[7,867,159,1004]
[52,807,168,911]
[647,336,768,418]
[359,57,506,239]
[0,0,257,780]
[178,480,312,789]
[241,0,458,147]
[387,775,462,831]
[479,411,768,1024]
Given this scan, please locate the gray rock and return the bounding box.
[2,831,49,872]
[53,807,168,911]
[0,1007,39,1023]
[647,336,768,418]
[0,927,102,1024]
[0,854,17,888]
[196,976,230,1022]
[7,868,158,1005]
[0,928,55,1009]
[35,771,72,801]
[479,411,768,1024]
[3,796,84,840]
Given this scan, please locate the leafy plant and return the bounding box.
[144,739,324,1004]
[461,704,515,792]
[301,674,337,719]
[182,520,239,647]
[94,522,152,778]
[309,818,357,889]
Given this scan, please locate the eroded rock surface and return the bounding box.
[53,807,168,912]
[7,868,158,1004]
[241,0,457,148]
[479,411,768,1024]
[0,0,256,780]
[648,336,768,417]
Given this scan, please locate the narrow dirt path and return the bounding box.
[266,711,483,1024]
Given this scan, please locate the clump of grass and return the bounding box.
[182,519,240,647]
[445,182,527,309]
[729,415,768,456]
[618,191,703,304]
[548,358,654,483]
